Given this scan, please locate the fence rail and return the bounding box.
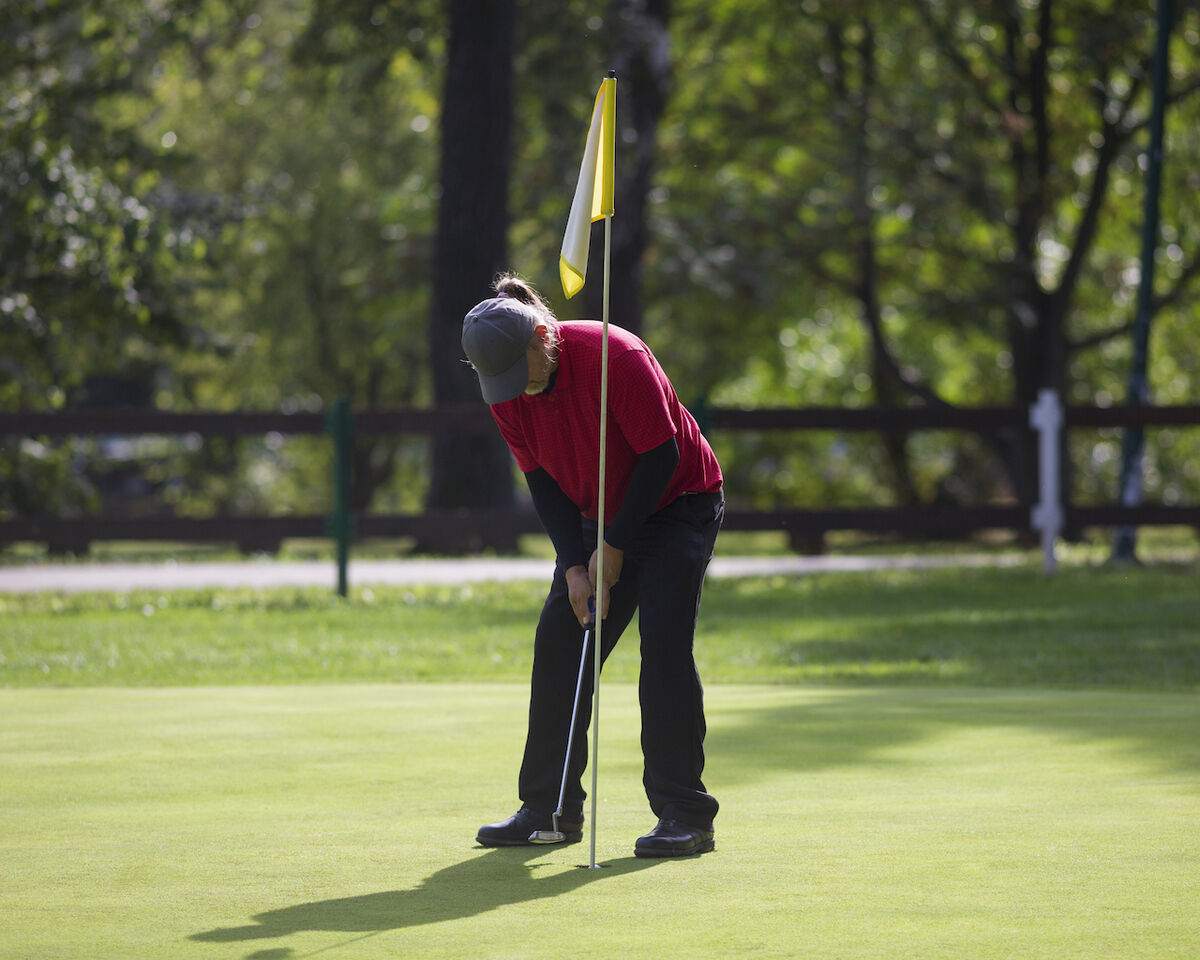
[0,405,497,438]
[2,402,1198,585]
[5,402,1199,437]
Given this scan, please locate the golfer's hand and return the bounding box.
[587,544,623,621]
[565,565,594,626]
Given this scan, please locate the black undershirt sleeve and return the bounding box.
[604,436,679,551]
[524,468,589,570]
[524,436,680,566]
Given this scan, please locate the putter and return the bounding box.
[530,601,594,843]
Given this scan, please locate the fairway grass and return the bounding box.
[3,683,1198,960]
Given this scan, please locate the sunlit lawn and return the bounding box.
[2,557,1198,959]
[2,683,1197,960]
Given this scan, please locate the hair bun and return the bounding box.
[493,274,540,306]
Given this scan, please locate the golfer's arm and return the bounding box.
[524,468,589,571]
[604,436,679,551]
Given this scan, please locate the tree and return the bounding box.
[148,0,446,516]
[6,0,1199,551]
[424,0,520,552]
[649,0,1200,521]
[0,1,223,525]
[0,1,215,411]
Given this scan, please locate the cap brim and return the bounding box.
[477,351,530,405]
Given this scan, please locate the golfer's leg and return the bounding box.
[517,566,583,812]
[636,495,723,827]
[517,563,637,813]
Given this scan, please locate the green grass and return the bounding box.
[2,683,1197,960]
[3,562,1198,689]
[2,558,1198,959]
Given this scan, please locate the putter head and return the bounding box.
[528,810,567,844]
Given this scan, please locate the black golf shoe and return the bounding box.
[476,805,584,846]
[634,818,715,858]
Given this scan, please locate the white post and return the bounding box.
[1029,389,1063,574]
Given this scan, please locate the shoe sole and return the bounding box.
[634,838,715,858]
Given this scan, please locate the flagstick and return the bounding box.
[588,212,613,870]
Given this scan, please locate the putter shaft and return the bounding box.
[551,616,593,839]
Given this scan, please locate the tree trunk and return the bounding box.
[424,0,519,553]
[1000,0,1075,537]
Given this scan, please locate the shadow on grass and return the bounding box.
[698,565,1200,689]
[704,686,1200,787]
[190,847,664,950]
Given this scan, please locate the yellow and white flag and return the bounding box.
[559,76,615,299]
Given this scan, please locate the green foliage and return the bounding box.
[0,1,224,519]
[146,1,447,510]
[3,0,1200,527]
[0,0,216,409]
[648,0,1200,509]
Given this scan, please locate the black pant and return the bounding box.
[517,491,724,828]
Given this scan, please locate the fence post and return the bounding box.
[325,396,354,597]
[1029,389,1063,574]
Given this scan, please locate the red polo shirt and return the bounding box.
[490,321,722,523]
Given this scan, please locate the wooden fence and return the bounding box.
[2,402,1198,562]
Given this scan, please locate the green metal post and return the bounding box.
[325,396,354,597]
[1112,0,1173,563]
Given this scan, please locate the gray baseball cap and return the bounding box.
[461,297,536,404]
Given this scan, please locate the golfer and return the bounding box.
[462,273,724,858]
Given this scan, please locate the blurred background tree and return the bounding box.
[2,0,1198,552]
[423,0,518,552]
[644,0,1200,521]
[1,0,220,521]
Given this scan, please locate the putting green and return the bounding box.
[2,684,1197,959]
